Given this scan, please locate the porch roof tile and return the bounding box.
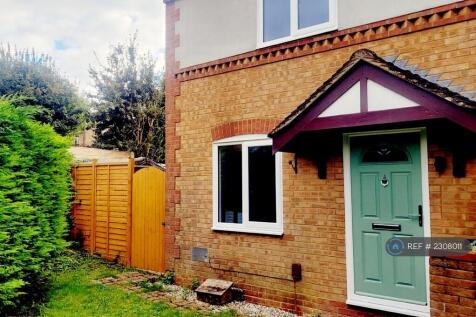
[269,49,476,138]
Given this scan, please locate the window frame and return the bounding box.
[212,134,284,235]
[257,0,338,48]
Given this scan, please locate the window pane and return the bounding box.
[218,145,242,224]
[263,0,291,42]
[298,0,329,29]
[362,143,409,163]
[248,146,276,223]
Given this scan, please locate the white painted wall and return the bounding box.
[319,82,360,117]
[316,80,420,118]
[337,0,458,29]
[174,0,460,68]
[367,80,418,111]
[175,0,257,68]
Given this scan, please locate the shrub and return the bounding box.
[191,278,200,291]
[161,270,175,285]
[0,99,72,313]
[138,280,165,293]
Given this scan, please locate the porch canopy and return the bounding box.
[269,49,476,159]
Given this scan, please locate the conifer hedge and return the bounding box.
[0,99,72,313]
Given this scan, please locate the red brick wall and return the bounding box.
[165,2,181,268]
[430,256,476,317]
[211,119,281,141]
[165,1,476,315]
[428,144,476,237]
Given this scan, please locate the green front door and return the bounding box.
[350,132,427,305]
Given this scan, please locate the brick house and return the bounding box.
[164,1,476,316]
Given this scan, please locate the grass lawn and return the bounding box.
[39,251,235,317]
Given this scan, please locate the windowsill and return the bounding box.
[212,226,283,236]
[257,24,338,49]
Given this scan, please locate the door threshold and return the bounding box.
[346,295,430,317]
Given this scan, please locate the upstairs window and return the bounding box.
[213,135,283,235]
[259,0,337,46]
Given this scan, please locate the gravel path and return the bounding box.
[97,272,297,317]
[162,285,296,317]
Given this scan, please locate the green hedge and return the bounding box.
[0,99,72,313]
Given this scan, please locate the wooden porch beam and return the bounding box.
[303,107,444,132]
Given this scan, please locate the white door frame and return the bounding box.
[343,127,431,317]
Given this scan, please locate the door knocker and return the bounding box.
[381,175,389,187]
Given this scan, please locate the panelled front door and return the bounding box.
[350,133,427,305]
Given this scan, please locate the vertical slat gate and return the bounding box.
[131,167,166,272]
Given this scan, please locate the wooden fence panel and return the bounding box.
[71,159,135,264]
[71,159,165,271]
[72,164,95,250]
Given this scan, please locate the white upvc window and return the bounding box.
[257,0,338,47]
[212,135,283,235]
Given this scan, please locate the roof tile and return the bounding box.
[270,49,476,137]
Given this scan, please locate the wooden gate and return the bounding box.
[72,160,165,271]
[131,167,166,272]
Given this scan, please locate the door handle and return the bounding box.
[410,205,423,227]
[418,205,423,227]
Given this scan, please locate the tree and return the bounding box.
[89,34,165,162]
[0,45,89,136]
[0,98,71,313]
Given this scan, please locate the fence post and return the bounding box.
[126,156,135,265]
[90,159,97,254]
[106,164,111,259]
[72,165,78,239]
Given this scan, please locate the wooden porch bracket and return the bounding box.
[452,147,467,178]
[288,154,298,174]
[314,156,327,180]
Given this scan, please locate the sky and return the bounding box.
[0,0,166,93]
